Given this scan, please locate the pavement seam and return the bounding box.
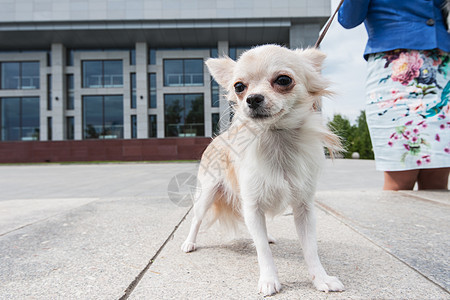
[118,206,193,300]
[397,191,450,207]
[315,201,450,295]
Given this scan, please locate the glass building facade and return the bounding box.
[0,47,254,141]
[0,0,329,145]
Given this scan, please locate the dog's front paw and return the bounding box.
[258,276,281,296]
[181,241,196,253]
[313,275,344,292]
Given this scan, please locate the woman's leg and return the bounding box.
[417,168,450,190]
[383,170,419,190]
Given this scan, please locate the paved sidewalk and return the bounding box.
[0,160,448,299]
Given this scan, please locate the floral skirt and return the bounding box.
[366,49,450,171]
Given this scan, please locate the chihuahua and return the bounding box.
[181,44,344,296]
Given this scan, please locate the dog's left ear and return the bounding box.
[295,48,326,72]
[206,57,236,90]
[295,48,331,99]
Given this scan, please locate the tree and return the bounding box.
[352,111,374,159]
[327,111,374,159]
[328,114,354,158]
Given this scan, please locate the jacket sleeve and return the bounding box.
[338,0,371,29]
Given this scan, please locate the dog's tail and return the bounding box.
[204,186,243,235]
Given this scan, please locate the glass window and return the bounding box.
[210,48,218,58]
[1,97,20,140]
[66,49,74,66]
[21,97,40,141]
[164,60,183,87]
[104,95,123,138]
[104,60,123,87]
[165,94,183,137]
[47,117,52,140]
[131,115,137,138]
[83,61,102,88]
[131,73,136,109]
[164,94,204,137]
[1,97,40,141]
[1,62,19,89]
[149,114,157,138]
[130,49,136,65]
[1,62,39,90]
[66,74,74,110]
[47,51,51,67]
[229,48,237,60]
[184,59,203,86]
[47,74,52,110]
[21,62,40,89]
[149,73,157,108]
[211,78,219,107]
[212,113,220,136]
[149,49,156,65]
[66,116,74,140]
[83,95,123,139]
[83,95,102,139]
[163,59,203,87]
[82,60,123,88]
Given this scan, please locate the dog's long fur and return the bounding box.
[181,45,344,296]
[445,0,450,32]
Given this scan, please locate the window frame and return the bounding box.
[0,97,40,141]
[82,60,123,88]
[163,59,204,87]
[164,93,205,138]
[0,61,40,90]
[82,95,124,139]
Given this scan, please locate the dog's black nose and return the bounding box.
[246,94,264,109]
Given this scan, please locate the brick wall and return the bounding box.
[0,138,211,163]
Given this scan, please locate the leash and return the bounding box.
[314,0,345,48]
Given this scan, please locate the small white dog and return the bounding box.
[181,44,344,296]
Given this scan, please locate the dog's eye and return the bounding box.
[274,75,292,86]
[234,82,246,94]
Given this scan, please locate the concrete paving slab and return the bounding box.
[0,196,190,299]
[398,190,450,206]
[316,190,450,292]
[0,162,198,299]
[0,198,97,236]
[317,159,384,191]
[0,162,199,201]
[0,160,448,300]
[129,203,449,299]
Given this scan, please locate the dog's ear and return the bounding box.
[295,48,331,98]
[206,57,236,89]
[295,48,326,72]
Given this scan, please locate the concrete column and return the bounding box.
[289,23,321,49]
[135,43,149,138]
[50,43,66,140]
[39,56,49,141]
[217,40,230,133]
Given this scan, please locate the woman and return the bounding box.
[338,0,450,190]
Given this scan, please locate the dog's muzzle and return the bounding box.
[246,94,273,119]
[246,94,264,109]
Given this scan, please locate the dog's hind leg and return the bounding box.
[292,202,344,292]
[181,183,216,253]
[242,203,281,296]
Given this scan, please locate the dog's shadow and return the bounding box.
[198,237,302,258]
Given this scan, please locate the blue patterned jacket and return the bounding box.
[338,0,450,59]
